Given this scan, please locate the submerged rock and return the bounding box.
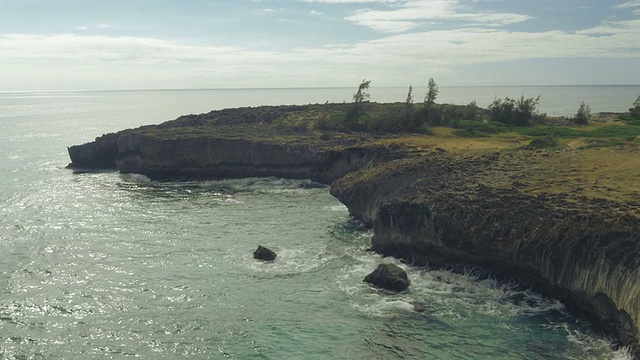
[253,245,277,262]
[364,263,410,292]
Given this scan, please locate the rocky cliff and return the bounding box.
[69,131,400,183]
[331,152,640,354]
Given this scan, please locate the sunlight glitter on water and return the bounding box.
[0,89,635,359]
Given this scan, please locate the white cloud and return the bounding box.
[297,0,400,3]
[615,0,640,8]
[253,8,278,15]
[73,24,111,32]
[0,14,638,89]
[344,0,531,33]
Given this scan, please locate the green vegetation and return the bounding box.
[405,85,414,107]
[425,78,438,106]
[630,95,640,118]
[517,124,640,139]
[488,96,542,127]
[144,80,639,154]
[573,101,590,125]
[451,120,506,138]
[579,139,626,149]
[345,79,372,129]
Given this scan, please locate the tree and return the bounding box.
[514,95,540,127]
[573,101,591,125]
[353,79,371,104]
[425,78,438,106]
[630,95,640,118]
[346,79,371,128]
[405,85,414,107]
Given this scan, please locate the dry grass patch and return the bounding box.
[516,148,640,215]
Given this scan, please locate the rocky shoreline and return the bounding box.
[330,152,640,353]
[68,106,640,357]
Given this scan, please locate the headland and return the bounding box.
[68,100,640,356]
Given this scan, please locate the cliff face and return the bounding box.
[330,153,640,353]
[68,131,400,184]
[67,133,119,169]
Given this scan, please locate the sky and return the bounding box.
[0,0,639,90]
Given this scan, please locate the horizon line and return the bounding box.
[1,84,639,93]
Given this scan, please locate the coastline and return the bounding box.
[67,103,640,356]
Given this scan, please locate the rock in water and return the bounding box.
[363,264,410,292]
[253,245,277,262]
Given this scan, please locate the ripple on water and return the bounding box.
[335,251,629,360]
[0,169,630,360]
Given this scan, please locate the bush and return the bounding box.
[630,95,640,118]
[488,95,541,126]
[573,102,590,125]
[618,114,640,125]
[366,105,424,133]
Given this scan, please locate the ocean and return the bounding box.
[0,86,637,359]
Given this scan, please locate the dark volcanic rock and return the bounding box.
[331,152,640,356]
[364,263,410,292]
[67,133,119,169]
[253,245,277,262]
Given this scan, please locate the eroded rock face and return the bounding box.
[67,133,119,169]
[331,152,640,355]
[253,245,277,262]
[364,263,410,292]
[68,131,400,184]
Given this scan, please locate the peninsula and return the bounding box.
[68,99,640,356]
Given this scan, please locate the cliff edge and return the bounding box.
[331,152,640,353]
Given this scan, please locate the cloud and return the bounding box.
[73,24,111,32]
[253,8,279,15]
[343,0,532,33]
[297,0,401,3]
[0,34,247,64]
[614,0,640,8]
[0,13,638,89]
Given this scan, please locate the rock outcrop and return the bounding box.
[364,263,410,292]
[253,245,277,262]
[67,133,119,169]
[69,132,400,183]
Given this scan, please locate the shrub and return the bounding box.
[573,101,590,125]
[488,95,541,126]
[630,95,640,118]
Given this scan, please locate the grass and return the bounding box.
[517,123,640,138]
[132,101,639,153]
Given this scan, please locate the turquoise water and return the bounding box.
[0,89,635,359]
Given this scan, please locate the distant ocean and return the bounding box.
[0,87,635,359]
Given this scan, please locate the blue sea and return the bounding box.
[0,86,637,359]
